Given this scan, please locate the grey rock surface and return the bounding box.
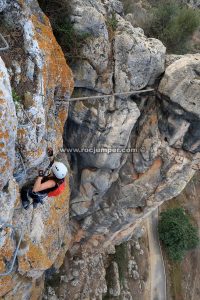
[70,0,166,94]
[159,55,200,117]
[1,0,200,299]
[0,0,73,298]
[109,262,121,296]
[114,16,166,92]
[159,54,200,153]
[187,0,200,8]
[0,0,7,12]
[66,99,140,170]
[0,58,17,189]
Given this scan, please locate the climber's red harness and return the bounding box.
[48,179,66,197]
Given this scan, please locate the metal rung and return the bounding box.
[0,222,23,276]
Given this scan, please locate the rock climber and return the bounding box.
[21,148,68,210]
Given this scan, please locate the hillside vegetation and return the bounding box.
[122,0,200,53]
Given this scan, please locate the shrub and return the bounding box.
[158,207,199,261]
[121,0,134,15]
[146,0,200,54]
[107,13,118,32]
[114,243,128,284]
[54,20,91,61]
[12,89,21,108]
[38,0,91,63]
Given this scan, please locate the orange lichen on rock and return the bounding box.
[19,243,53,272]
[149,113,158,126]
[17,128,27,140]
[29,278,45,300]
[0,230,15,272]
[58,109,69,129]
[18,178,70,274]
[0,131,10,140]
[0,0,74,297]
[0,57,17,189]
[0,275,13,297]
[24,148,44,159]
[31,13,74,102]
[0,232,15,296]
[0,259,5,273]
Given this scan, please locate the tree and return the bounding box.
[158,208,199,261]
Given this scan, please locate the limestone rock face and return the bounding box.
[0,0,73,298]
[16,179,70,277]
[159,54,200,153]
[0,0,6,12]
[159,55,200,117]
[66,99,140,170]
[66,98,140,218]
[1,0,200,299]
[64,0,165,220]
[70,0,166,94]
[43,225,149,300]
[64,0,196,235]
[114,16,166,92]
[0,58,17,189]
[2,0,73,183]
[44,251,107,300]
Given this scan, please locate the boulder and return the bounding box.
[159,54,200,152]
[159,55,200,117]
[114,16,166,92]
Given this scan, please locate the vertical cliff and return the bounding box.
[0,0,200,299]
[43,1,199,298]
[0,0,73,298]
[62,0,198,250]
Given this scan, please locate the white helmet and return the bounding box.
[52,162,68,179]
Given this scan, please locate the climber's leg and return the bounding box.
[21,187,31,210]
[21,187,44,210]
[29,190,46,209]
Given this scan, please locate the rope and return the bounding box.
[64,88,154,102]
[41,61,52,149]
[17,105,38,149]
[19,104,35,127]
[0,33,9,51]
[0,222,23,276]
[16,143,27,175]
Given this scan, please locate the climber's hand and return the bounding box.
[47,147,54,157]
[38,170,44,177]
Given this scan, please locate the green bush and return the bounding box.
[12,89,21,108]
[107,13,118,32]
[158,208,199,261]
[147,1,200,53]
[114,243,128,284]
[54,20,91,61]
[121,0,134,15]
[38,0,91,62]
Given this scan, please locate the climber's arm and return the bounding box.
[32,177,56,193]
